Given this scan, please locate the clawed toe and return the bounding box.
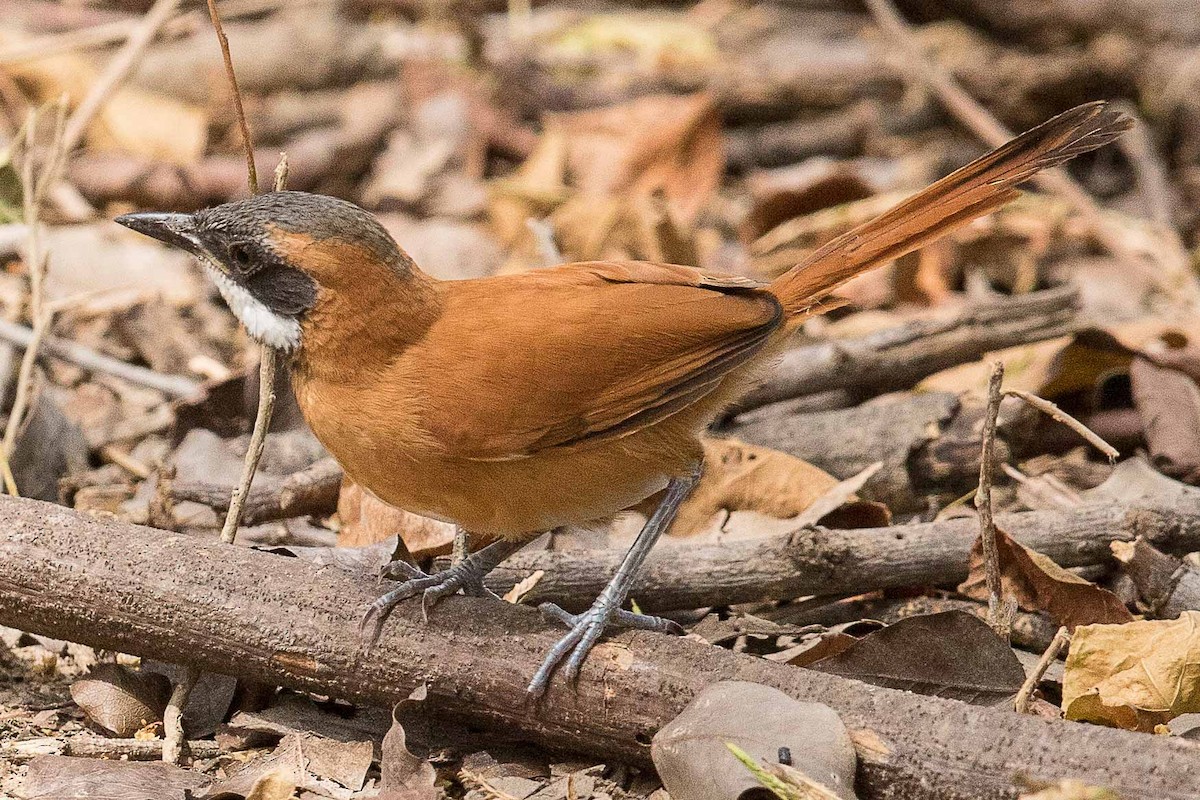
[527,601,684,696]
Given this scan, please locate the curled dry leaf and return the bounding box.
[663,438,887,538]
[959,526,1133,630]
[379,688,438,800]
[69,663,171,738]
[651,681,857,800]
[807,611,1026,705]
[1063,611,1200,732]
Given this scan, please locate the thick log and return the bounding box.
[486,499,1200,612]
[1,497,1199,800]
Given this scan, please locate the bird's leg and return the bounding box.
[528,467,700,696]
[361,536,520,649]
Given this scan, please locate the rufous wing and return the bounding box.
[414,260,781,460]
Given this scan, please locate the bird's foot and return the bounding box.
[527,600,684,697]
[359,554,500,651]
[378,558,498,599]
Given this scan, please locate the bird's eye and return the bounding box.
[229,244,251,267]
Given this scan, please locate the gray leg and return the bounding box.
[361,538,520,650]
[527,467,700,696]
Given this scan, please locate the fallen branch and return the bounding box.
[170,457,342,526]
[484,500,1200,612]
[1,497,1197,800]
[735,286,1077,415]
[727,391,975,512]
[0,318,202,400]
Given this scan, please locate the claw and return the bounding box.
[359,539,521,653]
[527,601,684,696]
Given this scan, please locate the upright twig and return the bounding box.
[168,2,274,758]
[975,361,1010,638]
[219,156,287,544]
[161,665,197,764]
[1013,627,1070,714]
[205,0,258,195]
[1,101,69,495]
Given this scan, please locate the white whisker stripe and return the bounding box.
[201,260,301,351]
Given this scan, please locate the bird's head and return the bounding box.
[116,191,414,353]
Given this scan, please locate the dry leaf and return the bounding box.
[1063,612,1200,731]
[379,694,438,800]
[1131,353,1200,484]
[552,92,723,222]
[663,438,885,538]
[959,527,1133,630]
[503,570,545,604]
[808,611,1025,704]
[69,664,171,738]
[21,756,210,800]
[651,681,857,800]
[337,479,456,556]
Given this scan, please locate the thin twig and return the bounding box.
[1,102,69,493]
[1013,626,1070,714]
[221,348,276,543]
[0,318,202,399]
[1,735,222,763]
[219,157,287,543]
[206,0,258,195]
[975,361,1009,639]
[60,0,183,158]
[162,666,198,764]
[1004,389,1119,463]
[0,0,313,67]
[862,0,1188,299]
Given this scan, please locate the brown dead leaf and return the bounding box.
[651,681,857,800]
[552,92,723,223]
[5,43,207,164]
[21,756,210,800]
[959,526,1133,630]
[337,479,456,557]
[379,691,438,800]
[1063,612,1200,731]
[69,663,170,738]
[662,438,885,538]
[808,611,1025,704]
[1131,354,1200,484]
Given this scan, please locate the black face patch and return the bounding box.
[191,191,402,318]
[242,265,317,316]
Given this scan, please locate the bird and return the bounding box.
[117,102,1129,696]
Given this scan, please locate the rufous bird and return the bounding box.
[117,102,1128,696]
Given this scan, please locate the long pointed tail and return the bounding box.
[768,102,1131,313]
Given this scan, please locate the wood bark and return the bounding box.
[485,499,1200,612]
[2,496,1200,800]
[736,287,1077,413]
[727,391,980,511]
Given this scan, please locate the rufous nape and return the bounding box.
[117,102,1129,696]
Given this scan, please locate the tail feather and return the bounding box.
[768,101,1131,312]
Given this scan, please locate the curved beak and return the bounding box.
[114,211,203,254]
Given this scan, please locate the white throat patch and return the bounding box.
[202,261,302,352]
